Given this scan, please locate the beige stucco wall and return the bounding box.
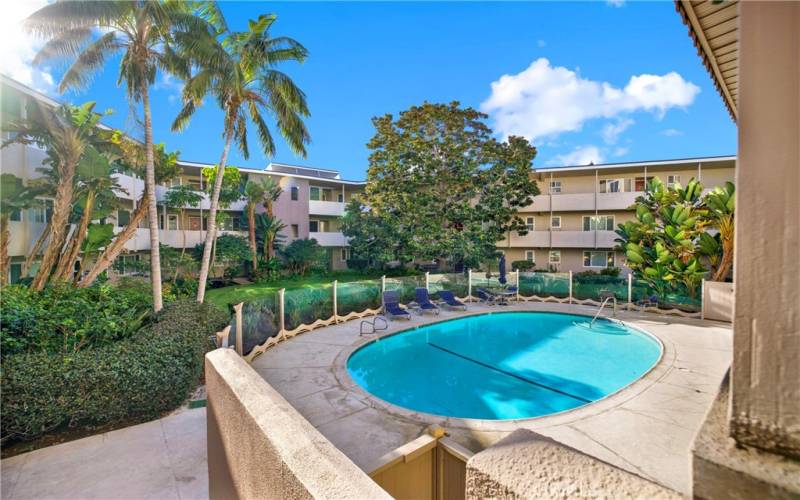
[703,281,734,323]
[205,348,391,500]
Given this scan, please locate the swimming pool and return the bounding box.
[347,312,662,420]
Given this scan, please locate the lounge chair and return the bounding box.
[437,290,467,311]
[636,294,659,310]
[382,291,411,320]
[475,288,499,305]
[415,288,440,315]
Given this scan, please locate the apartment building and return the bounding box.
[1,75,363,282]
[499,156,736,274]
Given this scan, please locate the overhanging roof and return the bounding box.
[675,0,739,121]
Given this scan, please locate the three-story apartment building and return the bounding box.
[500,156,736,273]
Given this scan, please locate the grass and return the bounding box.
[205,270,417,309]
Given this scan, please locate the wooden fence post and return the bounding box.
[333,280,339,323]
[233,302,243,356]
[700,278,705,320]
[425,271,430,291]
[568,270,573,304]
[279,288,286,339]
[627,273,633,310]
[467,269,473,302]
[516,271,520,302]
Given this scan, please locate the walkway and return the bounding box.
[1,408,207,500]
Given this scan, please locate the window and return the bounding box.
[340,247,350,261]
[167,214,178,231]
[189,216,202,231]
[30,206,46,224]
[9,263,22,284]
[525,250,535,262]
[291,224,299,238]
[582,215,615,231]
[338,193,344,203]
[549,180,562,193]
[165,178,182,188]
[290,186,299,201]
[583,251,615,268]
[309,186,320,201]
[550,216,561,229]
[10,209,22,222]
[525,217,535,231]
[549,250,561,264]
[600,179,623,193]
[667,175,681,188]
[188,178,202,190]
[634,176,654,192]
[117,254,140,275]
[309,220,322,233]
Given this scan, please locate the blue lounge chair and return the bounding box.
[382,291,411,320]
[438,290,466,311]
[475,288,499,305]
[415,288,440,315]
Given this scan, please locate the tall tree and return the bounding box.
[173,13,310,303]
[2,101,110,289]
[258,177,283,260]
[346,102,539,269]
[0,175,39,285]
[243,180,266,271]
[26,0,217,311]
[163,184,202,283]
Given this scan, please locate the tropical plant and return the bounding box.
[172,12,310,303]
[26,0,218,310]
[258,177,283,259]
[280,238,325,276]
[243,180,265,271]
[0,174,40,285]
[703,181,735,281]
[163,184,203,282]
[254,213,286,263]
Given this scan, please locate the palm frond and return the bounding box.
[247,100,276,157]
[24,1,132,39]
[32,27,94,66]
[59,31,122,93]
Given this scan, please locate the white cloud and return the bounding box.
[612,147,629,157]
[480,58,700,142]
[661,128,684,137]
[0,0,56,94]
[155,74,184,104]
[537,39,546,48]
[547,145,604,167]
[601,118,634,144]
[607,0,626,7]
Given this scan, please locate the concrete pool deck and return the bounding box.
[250,301,732,496]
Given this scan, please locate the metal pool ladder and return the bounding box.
[590,291,617,327]
[360,316,388,336]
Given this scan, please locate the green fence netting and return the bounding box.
[631,279,702,312]
[572,276,628,301]
[337,280,382,316]
[234,292,280,355]
[518,272,570,298]
[384,275,425,304]
[284,285,334,331]
[427,273,470,298]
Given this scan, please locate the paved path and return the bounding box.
[1,408,207,500]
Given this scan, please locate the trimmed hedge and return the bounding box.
[1,299,228,442]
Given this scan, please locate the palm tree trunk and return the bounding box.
[23,222,50,277]
[196,132,232,303]
[142,85,163,312]
[713,237,734,282]
[266,200,274,259]
[0,214,9,285]
[78,190,149,287]
[31,161,75,290]
[248,205,257,272]
[173,209,186,284]
[53,190,95,281]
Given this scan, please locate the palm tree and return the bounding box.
[173,13,310,303]
[26,0,216,311]
[243,180,266,271]
[2,101,109,290]
[259,177,283,260]
[163,184,202,283]
[0,174,39,285]
[704,182,735,282]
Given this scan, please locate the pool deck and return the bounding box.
[250,301,732,496]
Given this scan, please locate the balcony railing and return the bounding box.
[308,200,345,216]
[308,231,348,247]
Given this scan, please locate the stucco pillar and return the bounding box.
[731,1,799,457]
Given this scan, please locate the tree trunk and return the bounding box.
[31,160,76,290]
[196,132,232,303]
[142,85,163,311]
[713,237,734,282]
[0,214,9,285]
[266,200,274,259]
[23,222,50,277]
[248,204,257,272]
[78,189,149,287]
[53,190,95,281]
[173,209,186,285]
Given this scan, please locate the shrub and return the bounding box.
[573,270,624,284]
[346,258,369,273]
[1,299,228,442]
[511,260,536,271]
[0,283,152,356]
[600,266,621,277]
[281,238,327,275]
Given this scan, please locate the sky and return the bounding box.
[2,1,736,181]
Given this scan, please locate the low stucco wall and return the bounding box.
[465,429,680,499]
[703,281,734,322]
[205,349,391,500]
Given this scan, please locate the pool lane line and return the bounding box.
[426,342,592,404]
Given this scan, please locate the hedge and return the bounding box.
[1,299,228,442]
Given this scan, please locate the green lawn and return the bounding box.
[205,270,400,309]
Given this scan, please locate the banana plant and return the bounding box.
[704,182,735,281]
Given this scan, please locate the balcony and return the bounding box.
[308,231,348,247]
[508,231,551,247]
[549,230,618,248]
[597,191,639,210]
[308,200,345,217]
[121,228,245,251]
[551,193,595,211]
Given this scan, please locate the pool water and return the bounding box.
[347,312,661,420]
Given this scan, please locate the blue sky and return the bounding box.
[6,1,736,180]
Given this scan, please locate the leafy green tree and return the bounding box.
[254,213,286,261]
[280,238,325,276]
[163,184,203,282]
[341,198,410,269]
[258,177,283,259]
[0,175,39,285]
[173,13,310,303]
[349,102,539,269]
[26,0,218,311]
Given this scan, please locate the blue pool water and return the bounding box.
[347,312,661,420]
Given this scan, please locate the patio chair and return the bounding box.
[636,294,659,310]
[437,290,467,311]
[382,291,411,320]
[415,288,440,315]
[475,288,499,305]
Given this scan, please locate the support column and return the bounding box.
[233,302,243,356]
[731,1,800,458]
